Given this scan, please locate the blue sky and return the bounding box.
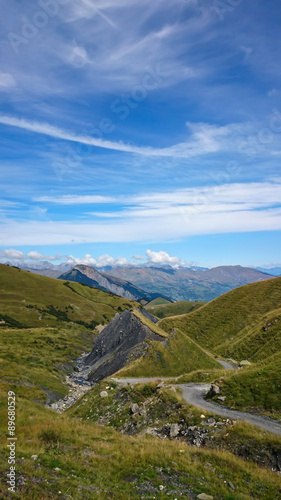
[1,0,281,269]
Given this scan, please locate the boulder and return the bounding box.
[130,403,140,414]
[201,418,216,427]
[208,384,220,397]
[100,391,108,398]
[197,494,214,500]
[139,405,146,416]
[239,360,251,367]
[170,423,179,438]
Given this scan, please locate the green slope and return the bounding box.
[145,297,173,307]
[216,308,281,362]
[0,264,138,329]
[0,264,139,402]
[1,392,281,499]
[159,276,281,353]
[146,300,206,319]
[159,276,281,416]
[213,352,281,417]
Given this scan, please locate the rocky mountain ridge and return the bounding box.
[83,309,166,383]
[106,265,273,301]
[59,265,170,302]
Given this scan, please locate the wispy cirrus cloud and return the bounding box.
[34,181,281,209]
[0,73,16,90]
[1,182,281,246]
[35,195,115,204]
[1,207,281,247]
[0,114,252,158]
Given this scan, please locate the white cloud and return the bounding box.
[66,253,132,268]
[0,115,253,159]
[132,254,145,261]
[146,249,186,268]
[34,195,114,204]
[0,73,16,90]
[66,41,91,68]
[27,251,61,261]
[1,182,281,246]
[0,249,61,264]
[0,249,25,259]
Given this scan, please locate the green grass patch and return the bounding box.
[213,352,281,418]
[0,325,95,402]
[0,264,139,329]
[160,276,281,352]
[147,300,206,319]
[1,392,281,499]
[145,297,173,307]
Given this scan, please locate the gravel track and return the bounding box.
[114,377,281,436]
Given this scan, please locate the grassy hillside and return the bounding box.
[215,308,281,362]
[159,276,281,353]
[0,325,94,403]
[145,297,173,307]
[1,392,281,499]
[146,300,206,319]
[211,352,281,417]
[158,276,281,416]
[0,264,139,403]
[0,264,138,329]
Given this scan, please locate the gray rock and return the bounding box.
[197,494,214,500]
[138,427,155,436]
[228,481,235,490]
[139,405,146,416]
[201,418,216,427]
[100,391,108,398]
[217,396,226,402]
[170,423,180,438]
[85,310,166,383]
[130,403,140,414]
[208,384,220,397]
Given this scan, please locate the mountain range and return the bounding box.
[59,264,170,302]
[106,265,273,301]
[18,262,273,302]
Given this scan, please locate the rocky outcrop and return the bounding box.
[59,265,167,303]
[84,310,166,382]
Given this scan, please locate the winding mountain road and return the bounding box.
[113,377,281,436]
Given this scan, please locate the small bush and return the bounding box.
[39,428,60,445]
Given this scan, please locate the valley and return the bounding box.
[0,263,281,498]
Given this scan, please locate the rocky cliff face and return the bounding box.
[84,310,165,382]
[59,265,163,302]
